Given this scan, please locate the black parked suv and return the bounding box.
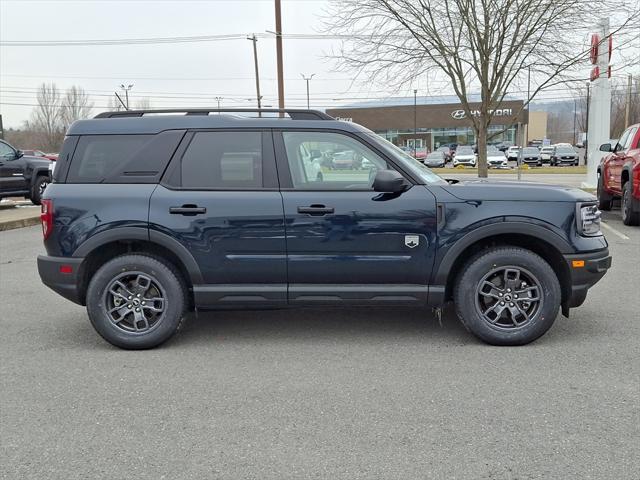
[0,139,53,205]
[37,109,611,349]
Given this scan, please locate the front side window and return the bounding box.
[621,127,638,150]
[0,142,15,160]
[282,131,390,190]
[181,131,262,189]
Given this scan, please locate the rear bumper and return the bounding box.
[562,248,611,310]
[37,255,84,305]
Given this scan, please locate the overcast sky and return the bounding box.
[1,0,638,129]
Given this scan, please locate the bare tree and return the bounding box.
[134,97,152,110]
[29,83,63,151]
[60,86,94,131]
[326,0,639,177]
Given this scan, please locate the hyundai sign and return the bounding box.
[451,108,513,119]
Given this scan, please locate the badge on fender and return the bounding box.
[405,235,419,248]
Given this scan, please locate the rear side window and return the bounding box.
[180,131,263,189]
[66,131,184,183]
[67,135,150,183]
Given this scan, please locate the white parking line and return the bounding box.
[601,221,630,240]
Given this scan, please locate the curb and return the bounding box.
[0,215,41,232]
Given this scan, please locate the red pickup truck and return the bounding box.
[597,123,640,225]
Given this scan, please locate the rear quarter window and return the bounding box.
[65,131,184,184]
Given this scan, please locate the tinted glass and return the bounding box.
[282,131,390,190]
[555,147,575,154]
[67,135,151,183]
[181,131,262,189]
[622,127,638,150]
[0,142,15,160]
[457,147,474,154]
[523,148,539,154]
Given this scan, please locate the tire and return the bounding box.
[316,172,324,182]
[597,172,613,211]
[30,175,49,206]
[453,246,561,346]
[621,181,640,226]
[86,254,187,349]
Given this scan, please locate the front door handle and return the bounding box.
[169,204,207,215]
[297,204,335,216]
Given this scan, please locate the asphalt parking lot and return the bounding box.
[1,213,638,479]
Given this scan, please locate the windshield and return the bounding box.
[523,148,539,154]
[426,152,443,159]
[556,147,575,154]
[365,134,446,185]
[487,149,503,156]
[457,147,474,155]
[437,146,449,152]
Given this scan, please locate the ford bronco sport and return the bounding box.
[37,109,611,349]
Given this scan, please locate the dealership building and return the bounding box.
[326,96,543,150]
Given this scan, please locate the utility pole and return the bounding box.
[301,73,315,109]
[247,35,262,113]
[119,84,133,110]
[275,0,284,113]
[524,66,531,148]
[413,89,417,158]
[573,99,577,146]
[625,73,632,128]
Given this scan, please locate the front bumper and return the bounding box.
[37,255,84,305]
[562,248,611,312]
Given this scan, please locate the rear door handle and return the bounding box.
[169,204,207,215]
[297,204,335,216]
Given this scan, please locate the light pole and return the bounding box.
[119,84,133,110]
[214,96,223,112]
[413,89,418,158]
[301,73,315,109]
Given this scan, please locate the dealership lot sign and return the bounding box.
[451,108,513,119]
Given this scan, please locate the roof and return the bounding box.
[67,109,363,135]
[330,94,520,110]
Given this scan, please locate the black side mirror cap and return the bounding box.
[599,143,611,152]
[372,169,411,193]
[15,149,23,159]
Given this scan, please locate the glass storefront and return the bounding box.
[375,125,517,150]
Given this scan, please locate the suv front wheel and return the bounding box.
[454,247,561,346]
[86,254,187,349]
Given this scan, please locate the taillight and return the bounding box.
[41,199,53,240]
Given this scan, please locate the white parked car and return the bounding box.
[540,146,555,163]
[486,148,508,168]
[453,146,476,166]
[506,146,521,161]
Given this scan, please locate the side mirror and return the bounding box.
[599,143,611,152]
[15,149,24,159]
[372,169,411,193]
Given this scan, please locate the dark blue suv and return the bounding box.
[37,109,611,349]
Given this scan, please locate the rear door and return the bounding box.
[275,129,438,305]
[149,130,287,307]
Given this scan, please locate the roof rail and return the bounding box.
[94,108,334,120]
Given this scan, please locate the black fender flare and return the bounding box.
[72,226,203,284]
[30,167,51,187]
[621,163,634,186]
[432,221,574,286]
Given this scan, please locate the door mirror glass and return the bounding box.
[372,169,411,193]
[599,143,611,152]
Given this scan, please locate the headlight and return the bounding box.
[577,203,602,236]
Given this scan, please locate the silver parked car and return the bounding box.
[424,151,446,168]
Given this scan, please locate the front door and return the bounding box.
[149,130,287,307]
[276,130,438,305]
[0,142,27,193]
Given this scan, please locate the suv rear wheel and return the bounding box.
[86,254,187,349]
[454,247,561,346]
[621,182,640,226]
[597,172,612,211]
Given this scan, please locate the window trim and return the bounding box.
[273,129,418,191]
[160,128,279,191]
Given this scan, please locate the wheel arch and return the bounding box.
[434,223,572,306]
[73,227,202,306]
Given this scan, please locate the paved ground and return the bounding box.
[1,214,638,479]
[0,200,40,231]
